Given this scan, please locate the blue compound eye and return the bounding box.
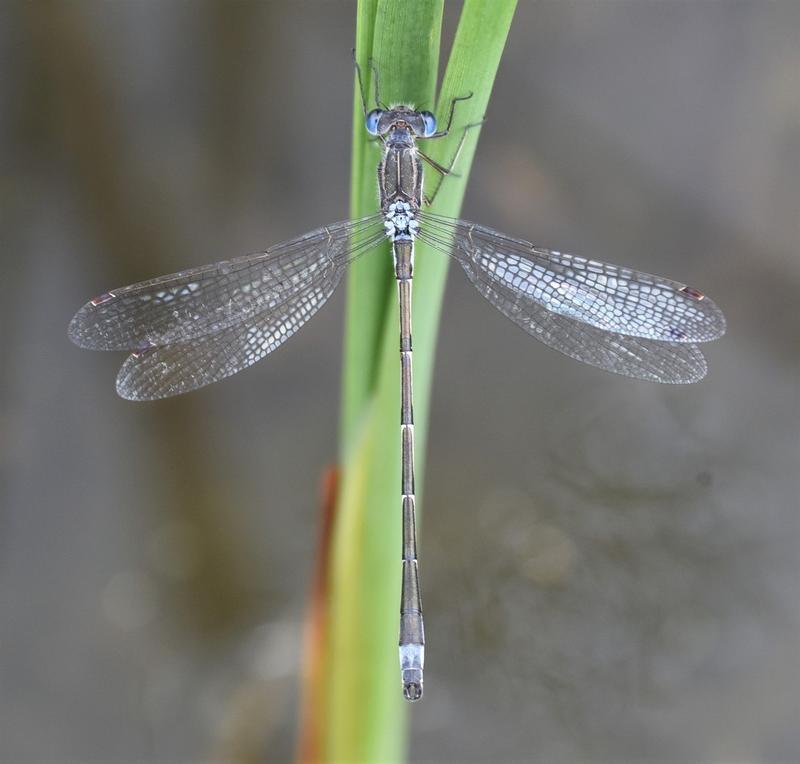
[366,109,383,135]
[420,111,437,137]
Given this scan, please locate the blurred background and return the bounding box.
[1,1,798,761]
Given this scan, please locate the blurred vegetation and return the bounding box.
[22,0,265,638]
[3,1,799,762]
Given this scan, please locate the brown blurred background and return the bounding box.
[1,1,798,761]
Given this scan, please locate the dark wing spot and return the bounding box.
[90,292,115,306]
[131,343,157,359]
[679,285,705,301]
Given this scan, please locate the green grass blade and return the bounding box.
[321,1,517,761]
[341,0,444,454]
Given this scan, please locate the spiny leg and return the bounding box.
[426,91,474,139]
[423,117,485,207]
[353,49,370,118]
[354,52,387,150]
[352,51,387,114]
[368,57,387,109]
[417,90,483,205]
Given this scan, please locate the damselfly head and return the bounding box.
[365,106,438,138]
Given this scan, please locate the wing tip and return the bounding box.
[671,345,708,384]
[68,299,120,350]
[67,303,92,348]
[116,352,165,402]
[686,290,727,342]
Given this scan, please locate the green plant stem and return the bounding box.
[322,2,517,761]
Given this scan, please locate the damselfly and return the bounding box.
[68,63,725,702]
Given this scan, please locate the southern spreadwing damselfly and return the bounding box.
[68,63,725,702]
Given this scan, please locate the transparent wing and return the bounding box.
[116,268,344,400]
[418,212,726,344]
[458,263,707,382]
[69,215,385,351]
